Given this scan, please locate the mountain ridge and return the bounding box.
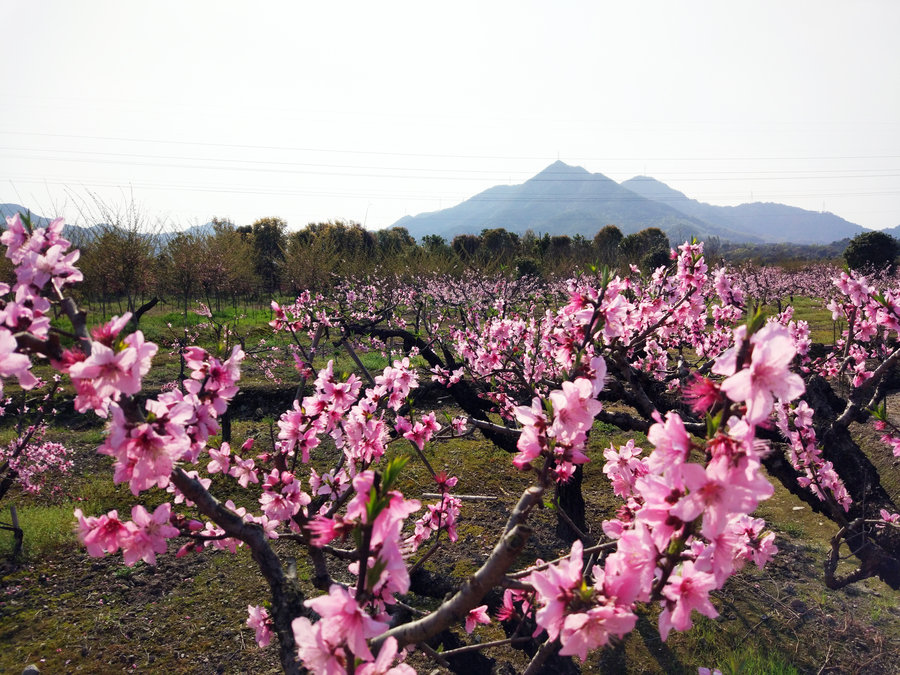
[393,162,868,245]
[0,203,216,246]
[620,176,865,245]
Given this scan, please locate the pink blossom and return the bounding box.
[465,605,491,633]
[122,502,179,566]
[356,636,416,675]
[229,456,259,487]
[683,375,722,414]
[528,539,584,640]
[646,411,692,474]
[715,323,805,426]
[90,313,132,346]
[402,420,431,450]
[207,443,232,475]
[68,342,140,400]
[76,508,129,557]
[246,605,272,648]
[658,560,718,640]
[304,584,388,660]
[292,616,347,674]
[0,328,37,390]
[512,397,548,469]
[558,603,637,661]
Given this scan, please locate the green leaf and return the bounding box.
[365,487,382,522]
[366,558,387,589]
[600,265,611,289]
[745,306,766,335]
[381,455,409,492]
[18,211,34,234]
[706,410,723,438]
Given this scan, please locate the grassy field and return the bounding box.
[2,295,899,674]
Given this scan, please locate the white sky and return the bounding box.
[3,0,900,232]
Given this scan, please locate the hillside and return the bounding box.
[392,163,869,245]
[393,162,760,244]
[1,203,215,247]
[1,203,55,229]
[878,223,900,238]
[621,176,866,245]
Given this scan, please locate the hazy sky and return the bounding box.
[3,1,900,232]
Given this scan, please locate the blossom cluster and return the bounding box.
[0,213,85,395]
[521,320,797,655]
[512,359,606,482]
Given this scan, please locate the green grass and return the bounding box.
[788,295,835,345]
[0,503,78,558]
[0,466,161,560]
[693,643,800,675]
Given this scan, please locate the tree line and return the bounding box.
[9,204,895,321]
[2,214,679,315]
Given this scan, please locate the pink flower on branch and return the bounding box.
[122,502,179,566]
[714,323,805,426]
[464,605,491,633]
[658,560,718,641]
[246,605,273,648]
[303,584,388,661]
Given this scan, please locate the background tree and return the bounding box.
[478,228,520,266]
[199,219,260,310]
[640,248,672,272]
[163,232,204,318]
[250,217,287,295]
[451,233,481,261]
[620,227,671,270]
[843,230,900,272]
[375,226,416,264]
[421,234,451,258]
[283,229,337,294]
[283,221,377,293]
[593,224,623,267]
[73,194,160,316]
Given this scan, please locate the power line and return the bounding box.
[2,146,900,180]
[4,151,900,185]
[3,129,900,162]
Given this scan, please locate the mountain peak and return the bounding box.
[532,160,590,177]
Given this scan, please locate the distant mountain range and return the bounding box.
[4,162,893,248]
[392,161,876,246]
[0,203,215,247]
[1,204,56,229]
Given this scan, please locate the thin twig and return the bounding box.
[439,636,533,657]
[421,493,498,501]
[816,644,833,675]
[416,641,451,670]
[506,541,616,579]
[407,540,443,577]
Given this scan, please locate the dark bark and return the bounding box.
[555,465,587,543]
[129,296,159,329]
